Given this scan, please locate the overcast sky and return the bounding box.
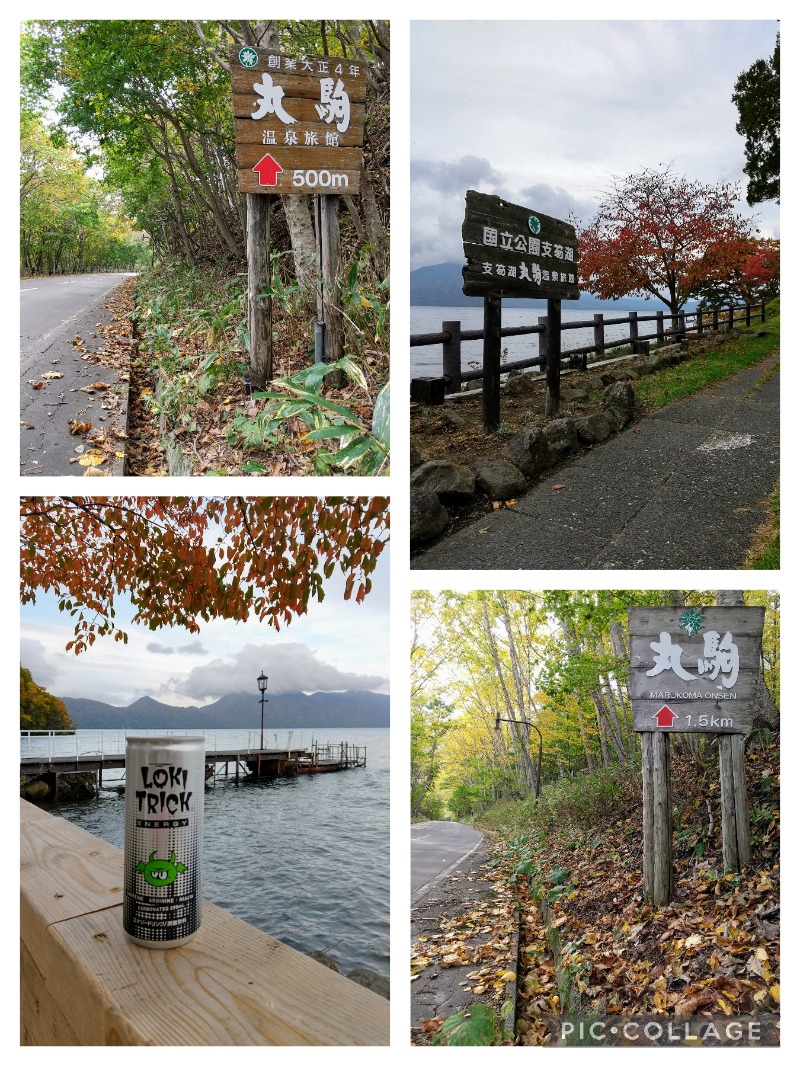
[410,19,780,271]
[21,546,390,707]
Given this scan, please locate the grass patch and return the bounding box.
[633,309,779,413]
[745,484,780,570]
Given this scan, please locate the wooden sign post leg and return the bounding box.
[545,297,561,417]
[719,734,751,872]
[642,731,673,906]
[246,193,273,390]
[483,294,501,433]
[315,194,343,385]
[641,732,655,903]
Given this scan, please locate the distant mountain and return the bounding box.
[62,690,390,729]
[410,262,696,312]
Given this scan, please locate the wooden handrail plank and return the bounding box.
[21,800,389,1046]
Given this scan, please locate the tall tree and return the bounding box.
[20,667,75,730]
[20,496,389,653]
[732,33,780,205]
[577,165,753,315]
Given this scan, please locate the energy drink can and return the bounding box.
[123,736,204,948]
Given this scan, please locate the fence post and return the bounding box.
[728,305,735,331]
[760,301,766,323]
[593,313,604,359]
[628,311,638,352]
[656,310,664,345]
[442,320,462,394]
[545,298,562,417]
[745,304,752,328]
[678,310,686,342]
[697,308,704,337]
[713,308,719,331]
[482,295,502,433]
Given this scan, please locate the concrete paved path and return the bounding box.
[412,350,779,571]
[21,274,134,476]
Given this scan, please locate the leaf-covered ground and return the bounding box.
[516,741,780,1044]
[413,741,780,1046]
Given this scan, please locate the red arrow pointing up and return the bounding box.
[252,153,283,186]
[654,705,678,728]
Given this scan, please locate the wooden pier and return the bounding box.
[20,741,367,801]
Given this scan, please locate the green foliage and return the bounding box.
[20,667,74,731]
[633,310,779,412]
[228,364,389,476]
[732,33,780,205]
[411,697,453,819]
[432,1004,503,1046]
[20,109,145,275]
[535,767,636,833]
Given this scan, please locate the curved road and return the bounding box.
[21,273,135,475]
[411,820,483,904]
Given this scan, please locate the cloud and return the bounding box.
[20,638,57,688]
[516,183,596,226]
[165,642,388,701]
[412,155,507,196]
[146,640,207,657]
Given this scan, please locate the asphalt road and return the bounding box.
[411,821,484,903]
[413,350,779,570]
[20,273,135,476]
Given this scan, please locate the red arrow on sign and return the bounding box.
[252,153,283,186]
[653,705,678,728]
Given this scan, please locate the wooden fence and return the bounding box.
[411,301,766,396]
[20,799,389,1046]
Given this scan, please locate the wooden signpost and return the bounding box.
[461,190,579,430]
[229,46,367,387]
[628,606,765,905]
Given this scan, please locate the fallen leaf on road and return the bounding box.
[551,484,566,490]
[69,420,92,435]
[41,372,64,380]
[30,381,46,390]
[78,451,106,467]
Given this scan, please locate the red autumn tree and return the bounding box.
[20,496,389,654]
[693,237,780,309]
[576,166,755,315]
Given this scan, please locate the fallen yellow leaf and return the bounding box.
[78,451,106,467]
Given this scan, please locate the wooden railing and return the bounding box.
[20,799,389,1046]
[411,301,766,395]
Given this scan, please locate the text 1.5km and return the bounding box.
[684,714,734,728]
[292,169,349,188]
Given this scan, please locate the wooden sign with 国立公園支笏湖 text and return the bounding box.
[462,190,580,300]
[628,606,765,734]
[230,45,366,195]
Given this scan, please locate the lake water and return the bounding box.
[410,304,650,379]
[27,728,389,978]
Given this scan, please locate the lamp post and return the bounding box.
[495,714,543,799]
[257,670,268,749]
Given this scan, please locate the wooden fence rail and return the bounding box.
[20,799,389,1046]
[411,301,766,396]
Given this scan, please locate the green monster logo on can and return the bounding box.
[136,850,187,887]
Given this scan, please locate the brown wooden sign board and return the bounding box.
[628,606,765,734]
[462,190,580,300]
[229,46,366,195]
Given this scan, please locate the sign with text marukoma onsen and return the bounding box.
[230,46,366,195]
[462,190,580,300]
[628,606,765,734]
